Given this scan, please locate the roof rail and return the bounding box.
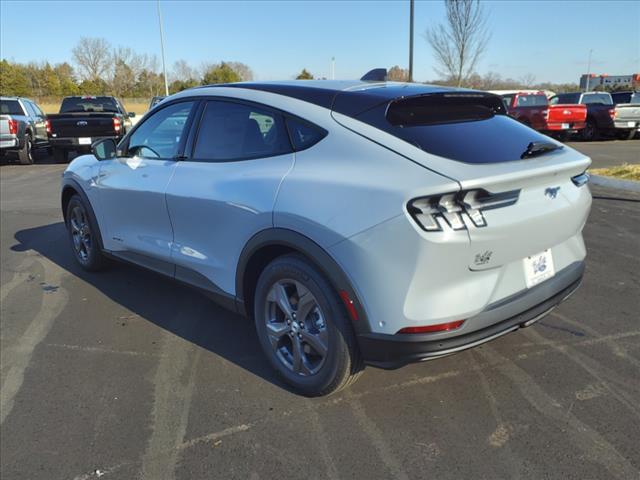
[360,68,388,82]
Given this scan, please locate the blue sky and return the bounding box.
[1,0,638,83]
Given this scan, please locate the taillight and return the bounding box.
[408,189,520,232]
[542,109,549,119]
[397,320,465,334]
[113,117,121,133]
[8,119,18,135]
[45,119,51,134]
[609,108,615,120]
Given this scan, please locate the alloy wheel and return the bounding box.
[69,205,92,262]
[264,279,328,376]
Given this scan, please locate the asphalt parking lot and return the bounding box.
[1,142,639,480]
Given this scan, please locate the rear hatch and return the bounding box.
[332,91,591,271]
[548,104,587,124]
[48,112,119,138]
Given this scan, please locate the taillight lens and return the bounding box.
[45,119,51,134]
[542,109,549,119]
[408,189,520,232]
[8,119,18,135]
[397,320,465,334]
[113,117,121,133]
[609,108,615,120]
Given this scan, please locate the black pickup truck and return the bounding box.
[47,96,135,162]
[549,92,614,141]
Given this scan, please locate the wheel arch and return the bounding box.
[236,228,370,334]
[61,178,105,251]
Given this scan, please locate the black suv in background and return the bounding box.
[47,96,135,163]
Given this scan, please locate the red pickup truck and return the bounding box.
[501,92,587,140]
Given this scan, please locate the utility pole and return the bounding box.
[331,57,335,80]
[409,0,414,82]
[585,49,593,92]
[157,0,169,96]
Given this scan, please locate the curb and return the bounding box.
[589,175,640,193]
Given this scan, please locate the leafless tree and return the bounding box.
[520,73,536,88]
[72,37,112,81]
[226,61,254,81]
[172,59,197,82]
[425,0,490,87]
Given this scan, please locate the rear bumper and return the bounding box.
[50,136,120,150]
[545,122,586,131]
[357,261,584,369]
[0,136,19,150]
[613,120,640,130]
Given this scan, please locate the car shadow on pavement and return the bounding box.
[12,221,292,393]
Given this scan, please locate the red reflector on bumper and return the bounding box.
[397,320,465,334]
[339,290,359,321]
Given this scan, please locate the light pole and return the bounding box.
[157,0,169,96]
[331,57,335,80]
[585,49,593,92]
[409,0,414,82]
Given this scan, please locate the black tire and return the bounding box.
[17,133,34,165]
[65,195,107,271]
[581,119,598,141]
[254,254,363,396]
[617,129,636,140]
[53,148,68,163]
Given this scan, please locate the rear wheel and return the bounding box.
[254,254,362,396]
[618,129,636,140]
[17,133,34,165]
[581,119,598,141]
[65,195,107,271]
[53,148,68,163]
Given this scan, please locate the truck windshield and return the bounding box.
[60,97,119,113]
[516,95,548,107]
[0,100,24,115]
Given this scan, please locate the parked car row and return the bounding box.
[500,90,639,141]
[1,95,136,164]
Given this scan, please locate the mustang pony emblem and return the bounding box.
[545,187,560,199]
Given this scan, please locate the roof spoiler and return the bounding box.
[360,68,388,82]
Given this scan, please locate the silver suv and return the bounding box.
[61,80,592,396]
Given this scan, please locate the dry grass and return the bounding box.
[39,99,150,116]
[590,163,640,182]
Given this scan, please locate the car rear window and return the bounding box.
[631,93,640,104]
[0,100,24,115]
[515,95,548,107]
[60,97,119,113]
[355,93,551,164]
[581,93,612,105]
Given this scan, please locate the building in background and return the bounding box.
[580,73,640,90]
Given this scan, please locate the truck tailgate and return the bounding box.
[548,104,587,124]
[48,113,118,138]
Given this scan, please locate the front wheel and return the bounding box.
[254,254,362,396]
[65,195,107,271]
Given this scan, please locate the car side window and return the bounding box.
[127,101,194,159]
[192,100,291,161]
[285,117,327,151]
[32,102,45,117]
[23,101,38,118]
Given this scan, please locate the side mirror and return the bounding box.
[128,112,136,118]
[92,138,117,161]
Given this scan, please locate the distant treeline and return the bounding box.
[1,36,601,100]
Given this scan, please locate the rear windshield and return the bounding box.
[60,97,119,113]
[515,95,548,107]
[0,100,24,115]
[551,93,580,105]
[581,93,612,105]
[630,93,640,104]
[356,93,551,164]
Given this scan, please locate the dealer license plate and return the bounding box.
[524,249,555,288]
